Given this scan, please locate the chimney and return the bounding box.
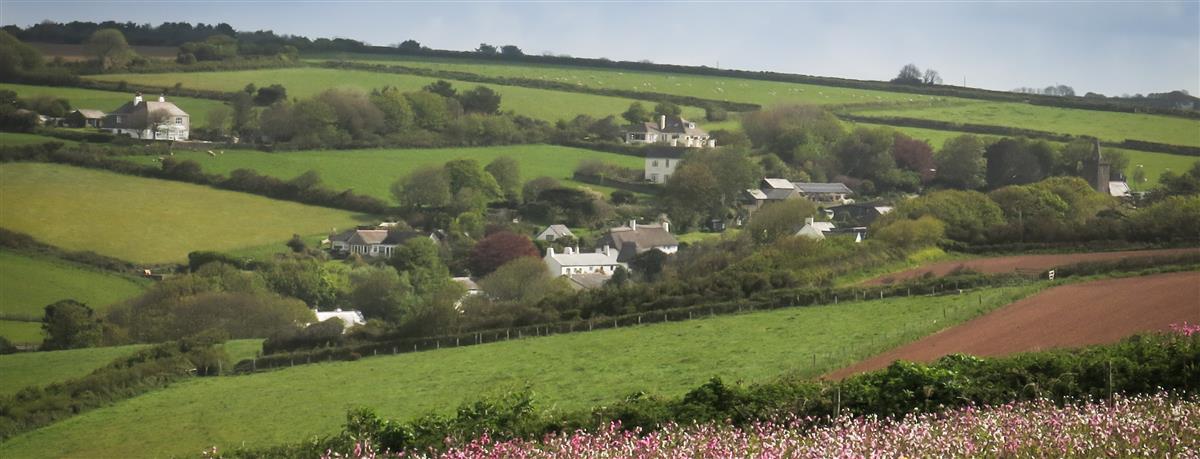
[708,139,716,148]
[659,115,666,130]
[565,246,574,255]
[158,94,166,102]
[805,217,815,226]
[133,92,143,105]
[603,245,611,256]
[629,219,637,231]
[547,247,555,257]
[662,221,670,233]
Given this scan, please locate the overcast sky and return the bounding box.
[2,1,1196,96]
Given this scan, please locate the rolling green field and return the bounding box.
[862,102,1200,147]
[0,132,77,146]
[305,53,945,108]
[0,285,1038,458]
[0,82,226,126]
[85,68,707,124]
[0,250,148,319]
[0,163,371,264]
[114,144,644,201]
[0,321,42,345]
[0,339,263,398]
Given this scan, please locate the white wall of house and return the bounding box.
[644,157,679,183]
[349,243,397,257]
[544,247,624,276]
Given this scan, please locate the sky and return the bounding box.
[1,1,1196,96]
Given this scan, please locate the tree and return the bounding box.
[485,156,520,200]
[423,80,458,99]
[500,45,524,57]
[392,166,451,208]
[445,158,503,200]
[891,132,936,183]
[922,69,942,85]
[254,84,287,106]
[935,135,987,189]
[468,231,540,276]
[405,91,451,130]
[205,105,231,137]
[522,176,561,203]
[0,30,45,78]
[389,237,451,296]
[476,43,498,55]
[230,91,255,136]
[397,39,422,51]
[705,105,728,122]
[834,127,896,182]
[744,199,820,244]
[879,190,1003,244]
[740,105,844,165]
[41,300,103,350]
[1129,195,1200,241]
[653,101,682,118]
[370,86,415,133]
[875,215,945,248]
[985,137,1057,188]
[663,148,762,228]
[477,257,568,303]
[622,102,651,124]
[891,64,922,84]
[286,234,307,253]
[459,86,502,114]
[290,98,339,145]
[347,266,414,323]
[317,88,385,137]
[84,28,136,70]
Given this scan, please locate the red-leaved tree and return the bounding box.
[892,133,936,183]
[468,231,540,276]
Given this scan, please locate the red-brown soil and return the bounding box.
[829,271,1200,379]
[863,248,1200,286]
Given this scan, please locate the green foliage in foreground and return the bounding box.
[115,144,643,201]
[0,163,370,264]
[0,250,147,319]
[0,285,1039,458]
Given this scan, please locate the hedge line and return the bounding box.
[0,142,390,215]
[0,227,146,273]
[840,113,1200,156]
[0,335,228,440]
[225,331,1200,457]
[320,60,761,113]
[320,46,1200,119]
[571,172,660,195]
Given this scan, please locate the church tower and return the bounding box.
[1082,138,1110,194]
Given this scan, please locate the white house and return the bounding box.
[102,93,190,141]
[601,220,679,262]
[625,115,715,148]
[312,308,366,331]
[795,217,835,240]
[544,246,625,277]
[328,228,439,258]
[643,147,688,184]
[536,224,575,241]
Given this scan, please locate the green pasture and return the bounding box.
[85,68,707,124]
[114,144,644,201]
[0,320,42,345]
[304,53,946,109]
[862,101,1200,148]
[0,163,371,264]
[0,82,225,126]
[0,250,148,319]
[0,284,1038,458]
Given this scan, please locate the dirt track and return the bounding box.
[863,248,1200,286]
[829,271,1200,379]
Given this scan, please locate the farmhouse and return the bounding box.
[452,277,482,309]
[601,220,679,262]
[795,217,836,240]
[536,224,575,241]
[624,115,715,149]
[826,202,893,226]
[544,246,624,277]
[65,109,105,128]
[328,228,440,258]
[102,92,190,141]
[793,182,854,205]
[312,308,366,330]
[643,146,688,184]
[744,178,856,213]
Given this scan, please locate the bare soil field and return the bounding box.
[863,247,1200,285]
[830,271,1200,379]
[30,42,177,61]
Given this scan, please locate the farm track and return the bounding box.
[862,247,1200,285]
[829,271,1200,379]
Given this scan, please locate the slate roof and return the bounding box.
[341,229,431,246]
[548,248,621,267]
[762,178,796,189]
[604,223,678,262]
[745,189,768,200]
[537,224,575,240]
[627,116,708,137]
[73,109,106,119]
[793,182,853,194]
[566,273,610,290]
[109,100,189,117]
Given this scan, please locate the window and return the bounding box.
[652,160,659,167]
[175,117,183,125]
[114,116,122,125]
[651,173,660,182]
[665,160,670,167]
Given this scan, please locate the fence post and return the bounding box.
[252,359,256,372]
[638,315,642,325]
[455,337,459,347]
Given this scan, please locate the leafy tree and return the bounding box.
[0,30,44,78]
[985,137,1057,188]
[921,69,942,85]
[460,86,502,114]
[744,199,820,244]
[834,127,896,183]
[405,91,451,131]
[891,63,922,84]
[205,105,231,137]
[230,91,255,136]
[285,234,307,253]
[663,148,762,228]
[397,39,421,51]
[1129,195,1200,241]
[628,249,669,282]
[445,158,503,200]
[522,176,561,203]
[254,84,287,106]
[468,231,540,276]
[477,257,569,303]
[891,132,936,183]
[391,166,451,208]
[740,105,844,165]
[389,237,451,295]
[1154,161,1200,198]
[476,43,498,55]
[653,101,682,118]
[705,105,728,122]
[499,45,524,57]
[316,88,385,137]
[347,266,414,323]
[424,80,457,99]
[485,156,520,200]
[875,215,945,248]
[84,28,136,69]
[935,135,987,189]
[370,86,414,133]
[290,98,339,145]
[879,190,1003,244]
[622,102,651,124]
[41,300,103,350]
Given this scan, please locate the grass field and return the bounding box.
[0,82,225,126]
[0,320,42,345]
[85,68,708,124]
[0,163,371,264]
[0,339,263,398]
[0,250,148,318]
[0,132,77,146]
[862,102,1200,148]
[0,285,1039,458]
[114,144,645,201]
[305,53,945,108]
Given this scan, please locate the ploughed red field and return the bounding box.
[829,271,1200,379]
[862,247,1200,286]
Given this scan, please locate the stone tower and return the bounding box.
[1082,139,1110,194]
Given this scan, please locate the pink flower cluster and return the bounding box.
[1171,322,1200,337]
[323,392,1199,458]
